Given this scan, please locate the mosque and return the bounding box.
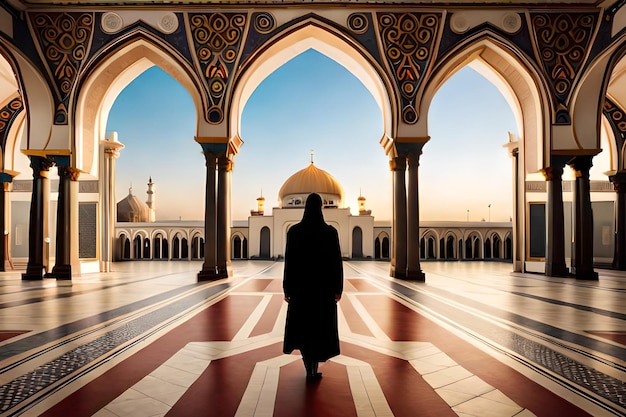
[114,154,513,263]
[3,2,626,416]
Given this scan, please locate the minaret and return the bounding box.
[146,177,155,222]
[251,190,265,216]
[358,190,371,215]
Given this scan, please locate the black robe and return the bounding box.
[283,216,343,362]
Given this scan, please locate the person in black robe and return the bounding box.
[283,193,344,379]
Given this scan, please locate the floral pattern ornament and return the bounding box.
[189,13,247,124]
[29,13,94,125]
[0,95,23,151]
[378,12,440,125]
[530,13,598,107]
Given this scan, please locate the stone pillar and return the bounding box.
[50,166,79,280]
[406,149,425,281]
[23,156,53,280]
[199,150,218,280]
[0,182,5,272]
[216,155,232,278]
[569,156,598,280]
[100,138,123,272]
[390,155,407,278]
[609,171,626,270]
[542,157,568,277]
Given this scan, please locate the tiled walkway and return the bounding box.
[0,261,624,416]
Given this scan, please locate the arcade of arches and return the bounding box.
[1,0,626,282]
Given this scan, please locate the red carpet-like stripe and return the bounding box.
[357,294,592,417]
[249,293,284,337]
[0,330,29,342]
[40,294,264,417]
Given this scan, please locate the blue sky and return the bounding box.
[107,49,517,222]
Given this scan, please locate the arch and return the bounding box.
[230,20,395,152]
[143,237,151,259]
[233,235,242,259]
[74,34,204,175]
[153,233,165,260]
[421,230,438,259]
[492,233,502,259]
[504,232,513,260]
[119,233,130,260]
[0,41,55,154]
[352,226,363,258]
[231,232,247,260]
[418,35,549,173]
[446,234,456,260]
[259,226,271,259]
[133,235,142,260]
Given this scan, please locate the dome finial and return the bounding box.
[310,149,314,164]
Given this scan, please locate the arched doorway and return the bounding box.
[260,227,271,259]
[352,227,363,258]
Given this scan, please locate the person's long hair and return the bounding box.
[302,193,324,224]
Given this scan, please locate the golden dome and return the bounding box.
[278,163,344,208]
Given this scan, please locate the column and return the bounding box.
[22,156,53,280]
[542,156,568,277]
[609,171,626,270]
[406,149,425,281]
[0,182,5,272]
[50,166,79,280]
[216,154,232,278]
[390,155,407,278]
[100,138,124,272]
[199,150,218,281]
[569,156,598,280]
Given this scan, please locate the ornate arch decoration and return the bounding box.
[229,18,396,156]
[74,32,205,175]
[421,229,439,242]
[27,12,95,125]
[0,40,55,154]
[116,229,130,239]
[601,98,624,171]
[150,229,168,240]
[419,34,551,174]
[376,231,390,241]
[568,21,626,159]
[131,229,149,243]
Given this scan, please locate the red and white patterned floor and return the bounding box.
[1,261,624,416]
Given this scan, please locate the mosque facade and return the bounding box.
[113,159,514,264]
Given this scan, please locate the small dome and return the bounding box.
[117,188,151,222]
[278,163,344,208]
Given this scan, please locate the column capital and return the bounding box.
[102,139,125,159]
[541,165,564,181]
[389,156,407,172]
[58,166,81,181]
[218,155,234,172]
[568,155,593,178]
[29,156,54,179]
[609,171,626,193]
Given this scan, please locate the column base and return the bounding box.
[406,269,426,282]
[545,263,569,277]
[216,265,232,278]
[51,264,72,280]
[571,267,599,280]
[389,265,406,279]
[22,263,44,280]
[198,265,228,281]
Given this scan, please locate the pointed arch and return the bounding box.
[418,35,550,174]
[0,41,54,155]
[74,33,205,175]
[229,20,395,153]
